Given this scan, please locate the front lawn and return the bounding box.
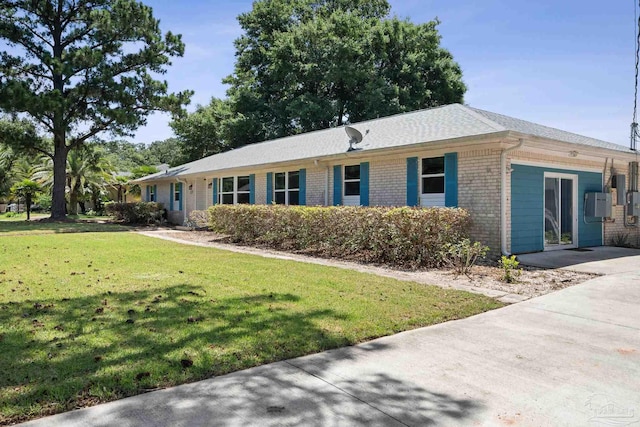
[0,231,503,424]
[0,214,131,235]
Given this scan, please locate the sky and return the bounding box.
[131,1,637,148]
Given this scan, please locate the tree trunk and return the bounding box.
[69,182,80,216]
[51,13,67,221]
[51,135,67,220]
[25,194,32,221]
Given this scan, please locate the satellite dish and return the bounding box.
[345,126,363,151]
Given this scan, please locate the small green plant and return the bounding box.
[440,239,489,276]
[610,232,631,248]
[499,255,521,283]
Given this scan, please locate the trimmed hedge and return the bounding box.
[106,202,165,224]
[208,205,471,268]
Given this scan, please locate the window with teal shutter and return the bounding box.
[273,171,300,205]
[170,183,174,211]
[359,162,369,206]
[212,179,218,205]
[145,185,150,202]
[299,168,306,206]
[249,174,256,204]
[266,172,273,204]
[333,165,342,205]
[406,157,418,206]
[444,152,458,207]
[178,183,183,211]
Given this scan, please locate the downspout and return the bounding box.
[177,178,187,225]
[501,138,525,256]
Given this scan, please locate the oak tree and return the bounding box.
[224,0,466,144]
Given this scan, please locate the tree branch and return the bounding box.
[30,144,54,160]
[20,19,54,49]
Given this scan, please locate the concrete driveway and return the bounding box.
[20,271,640,427]
[517,246,640,274]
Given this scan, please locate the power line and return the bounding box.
[632,0,640,151]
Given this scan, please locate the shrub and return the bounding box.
[208,205,471,268]
[105,202,164,224]
[499,255,521,283]
[440,238,489,276]
[187,210,209,229]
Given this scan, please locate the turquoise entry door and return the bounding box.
[544,173,577,250]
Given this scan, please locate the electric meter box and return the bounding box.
[628,192,640,217]
[585,192,612,218]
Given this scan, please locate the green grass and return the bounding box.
[0,212,49,221]
[0,214,131,235]
[0,231,503,424]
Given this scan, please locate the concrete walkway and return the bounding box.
[518,246,640,274]
[20,268,640,426]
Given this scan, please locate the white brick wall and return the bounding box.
[458,149,502,253]
[154,182,171,208]
[369,158,406,206]
[254,173,267,205]
[305,167,327,206]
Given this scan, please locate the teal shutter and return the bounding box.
[299,169,306,206]
[359,162,369,206]
[333,165,342,205]
[145,185,150,202]
[406,157,419,206]
[249,174,256,204]
[170,183,174,211]
[266,172,273,204]
[153,185,157,202]
[212,179,218,205]
[178,183,183,211]
[444,152,458,207]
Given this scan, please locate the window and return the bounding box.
[170,183,182,211]
[221,177,234,204]
[344,165,360,196]
[173,184,181,204]
[274,171,300,205]
[219,176,250,205]
[149,185,155,202]
[421,157,445,206]
[236,176,250,204]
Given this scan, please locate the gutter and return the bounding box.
[501,138,525,256]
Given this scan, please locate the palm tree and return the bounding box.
[1,144,45,206]
[32,144,115,215]
[11,179,40,220]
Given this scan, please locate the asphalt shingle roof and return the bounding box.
[136,104,632,182]
[468,107,630,153]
